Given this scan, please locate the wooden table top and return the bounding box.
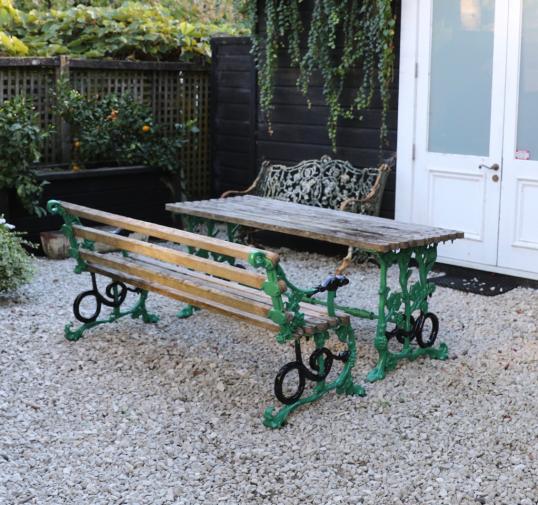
[166,195,464,253]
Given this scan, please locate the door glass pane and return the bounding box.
[428,0,495,156]
[517,0,538,161]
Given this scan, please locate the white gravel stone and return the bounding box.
[0,250,537,504]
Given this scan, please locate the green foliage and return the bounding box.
[0,216,35,293]
[249,0,396,150]
[54,81,198,199]
[2,2,246,60]
[0,0,28,55]
[0,96,52,216]
[13,0,247,25]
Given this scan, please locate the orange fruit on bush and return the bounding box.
[142,125,151,133]
[106,109,119,121]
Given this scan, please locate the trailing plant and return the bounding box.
[0,216,35,293]
[248,0,396,149]
[0,96,53,216]
[54,82,198,200]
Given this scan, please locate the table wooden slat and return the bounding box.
[166,195,464,253]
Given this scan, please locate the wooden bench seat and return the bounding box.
[80,250,350,335]
[47,199,364,428]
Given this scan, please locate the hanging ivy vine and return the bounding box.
[247,0,396,150]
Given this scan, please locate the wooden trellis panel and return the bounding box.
[0,59,59,162]
[179,70,210,201]
[0,57,211,199]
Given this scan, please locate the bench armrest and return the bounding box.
[220,172,263,199]
[306,275,349,317]
[340,160,393,214]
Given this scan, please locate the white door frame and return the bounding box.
[395,0,420,224]
[396,0,538,281]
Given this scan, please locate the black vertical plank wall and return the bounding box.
[210,37,258,197]
[211,1,401,218]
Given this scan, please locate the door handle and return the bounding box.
[478,163,500,171]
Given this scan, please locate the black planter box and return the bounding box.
[1,165,176,248]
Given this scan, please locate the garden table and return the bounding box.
[166,195,464,382]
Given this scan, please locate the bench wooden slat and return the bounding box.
[73,225,267,290]
[86,263,282,333]
[82,251,332,334]
[80,250,273,319]
[132,255,349,326]
[58,200,279,264]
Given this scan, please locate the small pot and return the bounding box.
[40,230,70,260]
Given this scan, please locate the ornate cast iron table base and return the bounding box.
[178,216,449,382]
[319,245,449,382]
[365,245,448,381]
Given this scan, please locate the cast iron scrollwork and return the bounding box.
[385,311,439,348]
[73,272,140,324]
[414,312,439,348]
[274,339,350,405]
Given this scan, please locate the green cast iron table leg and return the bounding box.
[366,244,449,382]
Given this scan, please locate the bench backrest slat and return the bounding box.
[73,225,267,290]
[58,200,279,265]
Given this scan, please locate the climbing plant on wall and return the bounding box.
[248,0,396,149]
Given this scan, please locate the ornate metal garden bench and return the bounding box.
[47,199,365,428]
[222,154,394,217]
[221,155,393,265]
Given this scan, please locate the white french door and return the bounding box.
[498,0,538,274]
[398,0,538,278]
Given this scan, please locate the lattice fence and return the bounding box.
[0,57,211,199]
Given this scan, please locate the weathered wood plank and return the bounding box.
[81,250,272,318]
[87,263,281,333]
[73,225,268,289]
[131,254,348,327]
[58,200,279,264]
[166,196,464,252]
[87,261,323,336]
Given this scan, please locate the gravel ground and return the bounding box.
[1,250,537,505]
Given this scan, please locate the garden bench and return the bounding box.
[47,199,365,428]
[220,154,394,259]
[222,154,394,217]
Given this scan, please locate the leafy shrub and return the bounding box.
[0,96,52,216]
[54,82,198,199]
[0,216,34,293]
[14,0,246,26]
[3,2,245,60]
[0,0,28,55]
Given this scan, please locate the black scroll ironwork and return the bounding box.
[73,272,140,323]
[385,311,439,348]
[274,339,350,405]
